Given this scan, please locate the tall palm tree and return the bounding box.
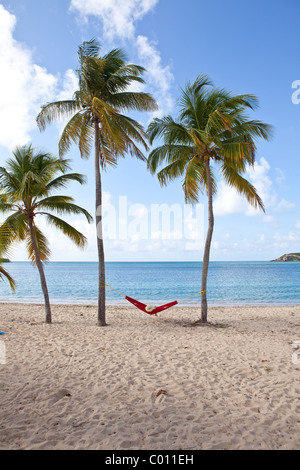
[0,144,93,324]
[36,39,157,326]
[147,75,272,323]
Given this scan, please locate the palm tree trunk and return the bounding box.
[28,217,52,324]
[200,159,214,323]
[94,117,107,326]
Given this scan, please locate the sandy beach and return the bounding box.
[0,303,299,450]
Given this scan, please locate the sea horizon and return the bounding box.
[3,259,280,262]
[0,260,299,307]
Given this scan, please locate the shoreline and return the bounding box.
[0,303,299,450]
[1,300,300,307]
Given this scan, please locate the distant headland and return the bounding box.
[271,253,300,262]
[0,258,10,263]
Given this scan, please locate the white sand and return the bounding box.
[0,303,299,450]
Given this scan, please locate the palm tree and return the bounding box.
[147,75,272,324]
[0,144,93,324]
[36,39,157,326]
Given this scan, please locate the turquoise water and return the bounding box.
[0,261,299,306]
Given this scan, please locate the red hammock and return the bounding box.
[101,283,205,316]
[125,296,178,315]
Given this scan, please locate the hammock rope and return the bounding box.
[99,283,206,316]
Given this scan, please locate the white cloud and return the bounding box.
[213,157,284,217]
[56,69,78,101]
[213,182,247,216]
[275,167,286,185]
[55,69,79,135]
[135,35,174,116]
[274,199,295,211]
[245,157,274,215]
[0,5,57,149]
[0,5,80,151]
[70,0,159,40]
[272,231,300,249]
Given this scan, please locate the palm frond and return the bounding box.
[217,140,255,169]
[221,162,265,212]
[147,144,194,174]
[220,93,260,112]
[45,214,88,249]
[0,194,16,213]
[0,166,19,197]
[36,101,80,131]
[78,117,95,159]
[108,92,157,113]
[113,114,149,158]
[92,97,118,119]
[182,157,217,203]
[147,116,190,145]
[96,109,125,152]
[37,197,93,223]
[182,156,204,203]
[45,173,87,191]
[59,111,89,158]
[26,224,51,263]
[97,134,118,169]
[0,212,28,255]
[102,47,127,64]
[0,265,15,291]
[156,156,191,187]
[78,38,101,61]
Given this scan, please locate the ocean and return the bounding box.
[0,261,299,306]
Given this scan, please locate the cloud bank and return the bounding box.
[0,5,78,151]
[70,0,159,40]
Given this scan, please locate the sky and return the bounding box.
[0,0,300,262]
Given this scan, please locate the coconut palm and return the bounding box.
[147,75,272,323]
[0,144,93,324]
[36,39,157,326]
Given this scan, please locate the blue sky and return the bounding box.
[0,0,300,262]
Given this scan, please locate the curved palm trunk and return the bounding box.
[200,159,214,323]
[28,218,52,324]
[94,117,107,326]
